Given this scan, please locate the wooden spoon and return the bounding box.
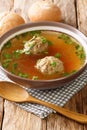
[0,81,87,124]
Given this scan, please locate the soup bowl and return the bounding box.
[0,22,87,89]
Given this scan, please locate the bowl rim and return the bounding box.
[0,21,87,83]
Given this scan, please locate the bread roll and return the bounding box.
[28,1,61,22]
[0,12,25,36]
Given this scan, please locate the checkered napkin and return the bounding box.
[0,69,87,118]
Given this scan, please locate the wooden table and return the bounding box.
[0,0,87,129]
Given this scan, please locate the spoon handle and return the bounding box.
[28,95,87,124]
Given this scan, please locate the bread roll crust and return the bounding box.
[0,12,25,36]
[28,1,61,22]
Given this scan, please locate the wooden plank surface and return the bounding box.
[2,101,46,130]
[77,0,87,36]
[54,0,76,26]
[13,0,76,25]
[2,86,87,130]
[0,98,3,130]
[46,86,87,130]
[0,0,13,13]
[0,0,87,130]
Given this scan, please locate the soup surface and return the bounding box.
[0,30,85,80]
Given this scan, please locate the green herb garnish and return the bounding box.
[78,53,85,60]
[54,53,61,58]
[75,45,83,51]
[41,37,47,44]
[3,59,12,63]
[62,70,77,77]
[15,35,20,40]
[62,72,69,76]
[2,59,12,68]
[12,63,18,69]
[2,41,11,49]
[29,43,35,49]
[18,72,29,78]
[58,33,73,44]
[13,50,21,58]
[2,62,9,68]
[71,70,77,74]
[21,32,29,37]
[41,37,53,45]
[50,62,56,67]
[47,40,53,46]
[3,53,11,59]
[75,45,85,60]
[11,63,18,74]
[32,76,38,80]
[5,41,11,48]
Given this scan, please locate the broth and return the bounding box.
[0,31,85,80]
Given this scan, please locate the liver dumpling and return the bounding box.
[35,56,64,75]
[23,36,48,54]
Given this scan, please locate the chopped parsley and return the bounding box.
[62,70,77,77]
[12,50,21,58]
[50,62,57,67]
[21,32,29,37]
[12,63,18,69]
[58,33,73,44]
[2,41,11,50]
[54,53,61,58]
[62,72,69,76]
[41,37,47,44]
[29,31,41,36]
[75,44,85,60]
[2,59,12,68]
[15,35,20,40]
[47,40,53,46]
[11,63,18,74]
[2,62,9,68]
[32,76,38,80]
[3,53,12,59]
[75,45,83,51]
[18,72,29,78]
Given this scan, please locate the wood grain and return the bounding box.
[54,0,76,26]
[46,86,87,130]
[27,95,87,124]
[2,86,87,130]
[77,0,87,36]
[0,98,3,130]
[0,0,13,13]
[13,0,76,25]
[2,101,46,130]
[0,0,87,130]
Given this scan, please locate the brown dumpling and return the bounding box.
[35,56,64,75]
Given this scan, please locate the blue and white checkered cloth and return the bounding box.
[0,68,87,118]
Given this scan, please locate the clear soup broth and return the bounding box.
[0,30,85,80]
